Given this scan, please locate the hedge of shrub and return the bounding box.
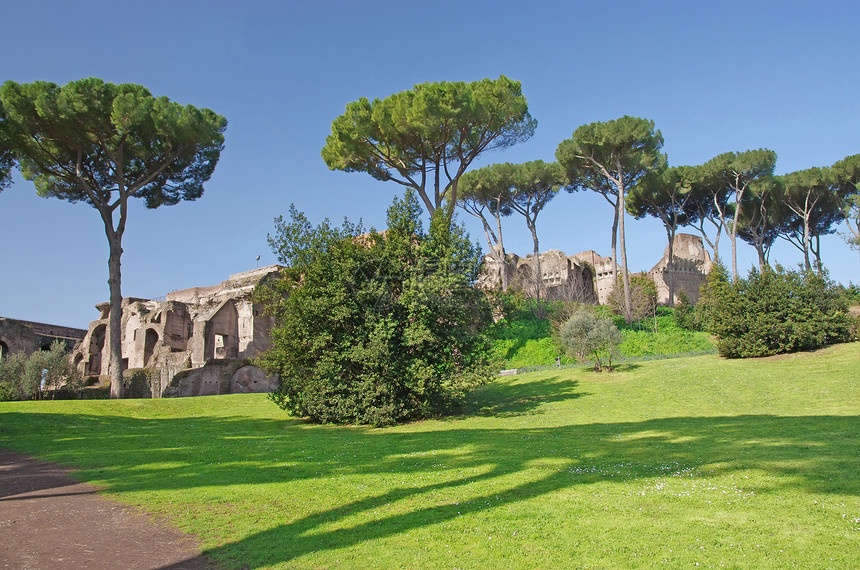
[703,264,856,358]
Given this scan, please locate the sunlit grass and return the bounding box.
[492,309,715,367]
[1,343,858,568]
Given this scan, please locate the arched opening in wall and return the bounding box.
[144,329,159,367]
[0,340,8,361]
[205,300,239,361]
[88,325,106,376]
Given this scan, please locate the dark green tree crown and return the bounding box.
[0,77,227,209]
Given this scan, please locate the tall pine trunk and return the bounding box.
[618,191,633,323]
[495,209,509,290]
[756,242,767,271]
[610,198,619,290]
[802,214,812,271]
[107,231,124,399]
[529,221,543,316]
[666,230,676,307]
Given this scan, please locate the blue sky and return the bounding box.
[2,1,859,328]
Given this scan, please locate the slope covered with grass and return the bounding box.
[491,308,715,368]
[1,343,858,568]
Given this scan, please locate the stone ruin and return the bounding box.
[647,234,713,305]
[70,266,283,397]
[0,318,86,361]
[477,249,599,304]
[5,235,712,397]
[478,233,711,306]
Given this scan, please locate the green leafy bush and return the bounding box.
[708,265,855,358]
[557,308,622,371]
[257,191,494,426]
[0,340,79,401]
[673,289,699,330]
[607,273,658,323]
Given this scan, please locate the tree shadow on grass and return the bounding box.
[462,375,586,418]
[190,413,858,567]
[1,399,858,567]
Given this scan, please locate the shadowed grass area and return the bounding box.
[1,343,858,568]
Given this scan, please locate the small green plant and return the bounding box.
[673,289,698,330]
[557,308,622,371]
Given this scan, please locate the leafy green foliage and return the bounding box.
[673,289,697,330]
[0,78,227,398]
[321,76,535,217]
[0,341,79,401]
[257,191,494,426]
[0,102,14,191]
[557,309,622,371]
[707,265,855,358]
[0,78,227,208]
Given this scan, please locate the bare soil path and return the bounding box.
[0,449,216,569]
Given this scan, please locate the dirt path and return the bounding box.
[0,449,215,569]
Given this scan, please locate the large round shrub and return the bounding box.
[256,191,493,426]
[706,264,855,358]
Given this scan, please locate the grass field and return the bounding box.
[1,343,859,568]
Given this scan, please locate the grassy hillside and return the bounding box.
[1,343,858,568]
[492,307,715,368]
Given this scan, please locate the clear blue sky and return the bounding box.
[2,1,859,328]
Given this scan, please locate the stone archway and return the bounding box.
[0,340,8,361]
[88,325,106,376]
[144,329,159,367]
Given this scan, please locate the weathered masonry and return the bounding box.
[0,318,86,360]
[478,233,711,306]
[70,266,282,397]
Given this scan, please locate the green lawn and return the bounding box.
[2,343,859,568]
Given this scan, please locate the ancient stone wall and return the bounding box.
[479,233,710,307]
[647,234,712,305]
[70,266,281,397]
[477,249,598,304]
[0,318,86,361]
